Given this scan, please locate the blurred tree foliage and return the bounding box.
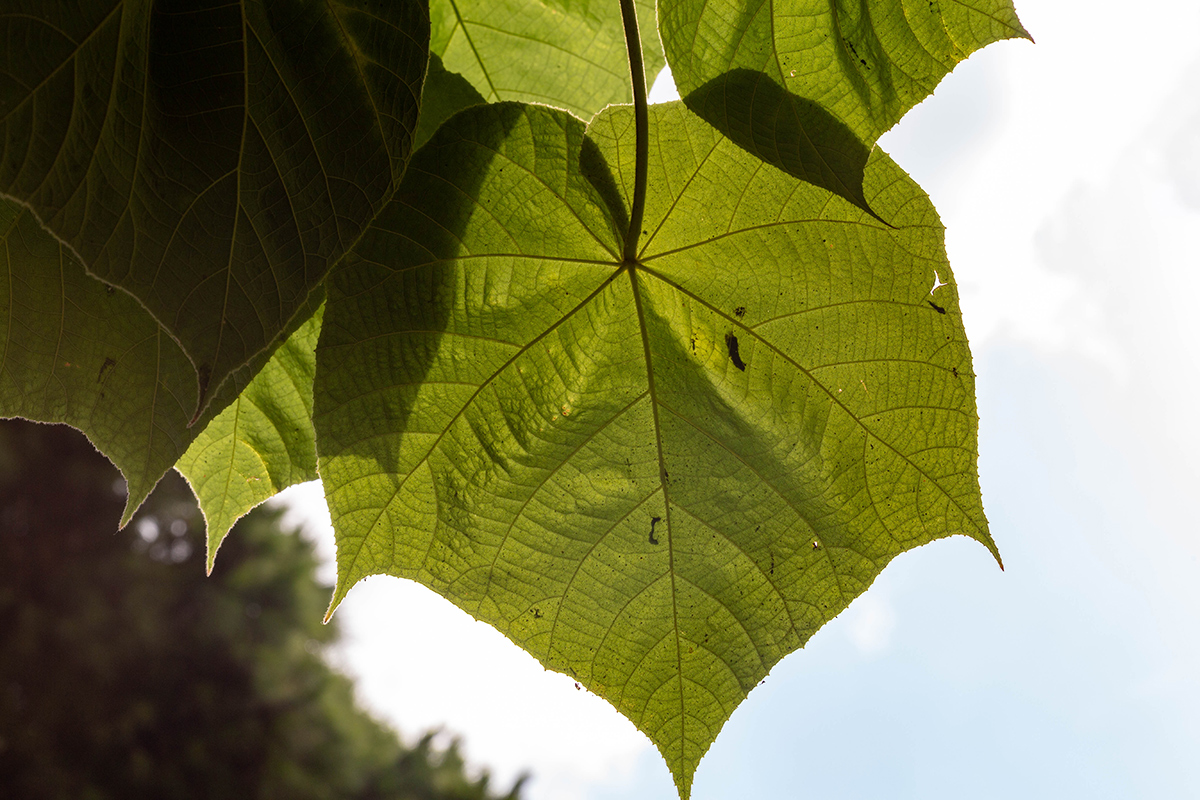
[0,419,524,800]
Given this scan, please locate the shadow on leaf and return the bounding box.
[683,69,879,219]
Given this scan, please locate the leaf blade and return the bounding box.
[0,0,429,415]
[657,0,1029,185]
[429,0,663,119]
[0,197,198,520]
[176,304,323,572]
[315,101,991,799]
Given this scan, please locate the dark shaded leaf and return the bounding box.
[0,0,429,415]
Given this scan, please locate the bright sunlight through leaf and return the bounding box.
[314,101,995,797]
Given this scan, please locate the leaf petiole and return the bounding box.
[618,0,649,263]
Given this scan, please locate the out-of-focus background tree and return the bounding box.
[0,418,524,800]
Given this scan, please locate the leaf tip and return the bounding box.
[324,583,351,625]
[204,531,223,575]
[978,530,1004,572]
[117,479,154,530]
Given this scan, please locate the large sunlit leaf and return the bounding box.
[429,0,663,119]
[314,101,994,798]
[658,0,1029,157]
[0,0,428,416]
[176,305,323,572]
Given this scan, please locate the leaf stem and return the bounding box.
[618,0,648,263]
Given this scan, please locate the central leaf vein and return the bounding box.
[627,265,686,765]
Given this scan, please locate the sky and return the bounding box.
[276,1,1200,797]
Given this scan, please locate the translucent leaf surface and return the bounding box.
[0,0,428,415]
[659,0,1029,146]
[1,199,197,521]
[177,305,323,572]
[429,0,663,118]
[314,102,994,798]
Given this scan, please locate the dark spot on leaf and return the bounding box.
[769,551,775,575]
[952,366,959,377]
[928,300,947,314]
[734,306,746,318]
[725,333,746,371]
[97,356,116,383]
[533,608,543,619]
[104,285,115,295]
[649,516,662,545]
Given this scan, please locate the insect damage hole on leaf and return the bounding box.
[931,270,949,293]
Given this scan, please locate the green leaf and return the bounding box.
[680,68,877,216]
[0,0,429,416]
[0,198,198,521]
[414,54,487,153]
[177,304,324,573]
[0,195,322,525]
[430,0,663,119]
[659,0,1030,145]
[314,101,994,798]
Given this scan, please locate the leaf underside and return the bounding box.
[0,0,429,417]
[176,305,324,573]
[657,0,1030,202]
[0,198,198,520]
[660,0,1030,145]
[0,197,324,525]
[314,101,993,797]
[429,0,663,119]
